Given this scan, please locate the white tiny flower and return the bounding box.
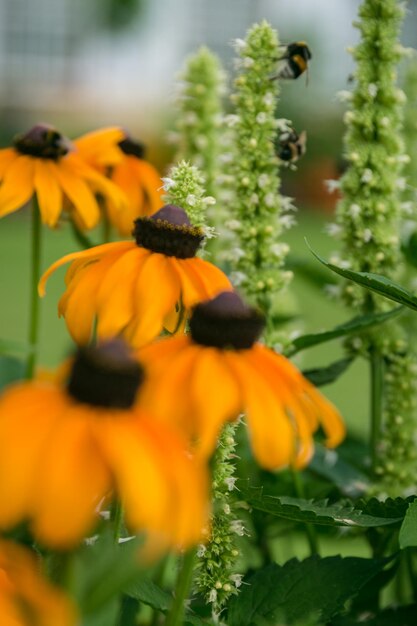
[368,83,378,98]
[363,228,372,243]
[203,196,216,206]
[263,92,275,107]
[225,219,242,231]
[325,223,342,237]
[219,152,233,164]
[230,574,243,588]
[275,118,292,132]
[230,271,247,286]
[224,114,240,127]
[230,519,246,536]
[324,283,342,298]
[186,194,197,206]
[336,90,353,103]
[256,112,267,124]
[250,193,259,205]
[160,177,176,191]
[224,476,238,491]
[361,168,373,184]
[223,503,231,515]
[280,214,296,229]
[324,449,338,467]
[349,203,361,218]
[249,137,257,148]
[264,193,275,207]
[395,88,407,103]
[397,154,410,164]
[242,56,254,68]
[324,179,340,193]
[380,116,390,127]
[184,111,198,126]
[232,38,247,53]
[344,111,355,124]
[166,131,180,144]
[401,201,414,215]
[258,174,269,188]
[197,544,207,557]
[229,248,246,262]
[351,337,363,350]
[281,196,297,211]
[195,135,208,149]
[270,242,289,258]
[208,589,218,603]
[204,226,217,239]
[396,177,406,191]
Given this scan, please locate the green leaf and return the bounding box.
[402,229,417,268]
[302,357,353,387]
[73,534,146,615]
[0,355,25,391]
[399,499,417,548]
[0,338,31,356]
[308,245,417,312]
[242,490,403,527]
[359,496,415,521]
[309,444,369,496]
[124,579,172,612]
[334,604,417,626]
[286,307,403,356]
[227,555,386,625]
[82,598,119,626]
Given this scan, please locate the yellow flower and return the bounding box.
[74,127,163,236]
[138,292,346,470]
[0,539,76,626]
[0,340,208,549]
[0,123,126,228]
[39,204,232,347]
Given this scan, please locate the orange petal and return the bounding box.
[0,385,63,528]
[128,254,180,347]
[96,247,146,338]
[0,148,19,179]
[48,158,100,229]
[138,334,190,370]
[0,156,34,217]
[33,159,63,227]
[74,127,125,167]
[130,158,163,213]
[38,241,134,296]
[32,406,111,548]
[172,257,231,308]
[69,154,128,213]
[62,249,123,344]
[225,351,296,470]
[190,347,242,458]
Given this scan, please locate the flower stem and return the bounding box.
[70,221,95,249]
[166,548,196,626]
[370,347,384,475]
[290,468,319,555]
[25,197,42,380]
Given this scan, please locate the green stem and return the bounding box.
[111,500,124,545]
[370,347,384,475]
[25,198,42,379]
[290,468,319,555]
[166,549,196,626]
[70,221,95,249]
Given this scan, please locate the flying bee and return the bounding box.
[271,42,312,82]
[276,128,307,165]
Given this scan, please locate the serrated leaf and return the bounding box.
[286,307,403,357]
[309,444,369,497]
[359,496,415,521]
[242,490,403,527]
[0,355,25,391]
[308,245,417,312]
[399,499,417,548]
[227,555,386,625]
[303,357,353,387]
[124,579,171,612]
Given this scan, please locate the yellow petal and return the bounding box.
[69,154,128,212]
[0,385,63,528]
[32,407,111,548]
[33,159,63,227]
[128,254,180,347]
[131,158,163,213]
[172,257,231,308]
[74,127,125,167]
[38,241,134,296]
[96,247,146,338]
[191,347,242,458]
[0,156,34,218]
[225,351,296,470]
[49,158,100,229]
[0,148,19,179]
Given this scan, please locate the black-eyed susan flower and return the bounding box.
[39,204,232,347]
[0,539,76,626]
[138,291,346,470]
[74,127,163,236]
[0,340,208,549]
[0,123,126,228]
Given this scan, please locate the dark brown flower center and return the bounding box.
[133,204,204,259]
[67,340,144,409]
[13,124,72,160]
[118,136,146,159]
[189,291,265,350]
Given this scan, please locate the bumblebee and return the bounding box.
[272,42,312,81]
[276,128,307,164]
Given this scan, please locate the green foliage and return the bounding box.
[124,579,172,612]
[399,500,417,548]
[227,555,387,625]
[303,357,353,387]
[0,354,25,391]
